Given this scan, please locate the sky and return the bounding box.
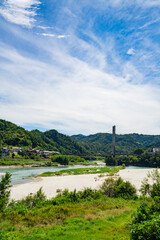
[0,0,160,135]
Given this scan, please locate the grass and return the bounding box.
[0,156,97,167]
[38,166,123,177]
[0,158,53,166]
[0,198,139,240]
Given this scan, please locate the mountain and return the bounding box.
[71,133,160,154]
[0,119,88,155]
[1,119,160,155]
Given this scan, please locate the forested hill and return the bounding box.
[0,119,88,155]
[1,119,160,155]
[71,133,160,154]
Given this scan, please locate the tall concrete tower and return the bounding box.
[112,125,116,157]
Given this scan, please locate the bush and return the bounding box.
[140,168,160,197]
[6,201,28,215]
[100,177,137,199]
[131,198,160,239]
[100,178,116,197]
[51,155,69,165]
[19,187,46,209]
[51,155,86,165]
[52,188,103,205]
[0,172,12,211]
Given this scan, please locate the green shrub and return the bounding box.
[51,188,103,205]
[140,168,160,197]
[19,187,46,209]
[51,155,69,165]
[100,177,137,199]
[5,201,28,215]
[0,172,12,211]
[115,178,137,199]
[131,198,160,239]
[100,177,116,197]
[51,155,86,165]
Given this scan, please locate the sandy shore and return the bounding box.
[0,173,5,176]
[10,168,156,201]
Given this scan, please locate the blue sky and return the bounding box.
[0,0,160,135]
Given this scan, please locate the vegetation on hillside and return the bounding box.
[0,119,88,155]
[1,119,160,157]
[71,133,160,154]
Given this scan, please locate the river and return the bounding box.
[0,165,152,185]
[0,165,99,185]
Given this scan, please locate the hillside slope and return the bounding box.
[0,119,88,155]
[71,133,160,154]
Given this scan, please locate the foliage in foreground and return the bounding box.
[0,172,11,211]
[100,177,137,199]
[131,197,160,240]
[140,168,160,197]
[0,187,138,240]
[130,169,160,239]
[2,170,160,239]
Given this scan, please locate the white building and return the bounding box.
[153,148,160,153]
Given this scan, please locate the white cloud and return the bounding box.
[127,48,135,55]
[0,40,160,135]
[0,0,40,27]
[0,0,160,135]
[57,35,67,39]
[40,33,68,38]
[41,33,56,37]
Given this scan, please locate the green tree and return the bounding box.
[140,168,160,197]
[100,177,137,199]
[0,172,12,211]
[134,148,144,155]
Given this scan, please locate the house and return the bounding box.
[40,150,60,157]
[10,147,22,155]
[153,148,160,153]
[2,147,9,157]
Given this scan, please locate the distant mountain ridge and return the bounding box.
[71,132,160,154]
[0,119,88,155]
[1,119,160,155]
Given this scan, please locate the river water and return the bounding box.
[0,165,98,185]
[0,165,152,185]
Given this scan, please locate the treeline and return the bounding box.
[105,152,160,167]
[71,133,160,154]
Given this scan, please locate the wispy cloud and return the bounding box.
[139,17,160,29]
[0,0,160,135]
[0,0,40,27]
[40,33,68,38]
[0,37,159,135]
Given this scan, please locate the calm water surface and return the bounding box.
[0,165,152,185]
[0,165,97,185]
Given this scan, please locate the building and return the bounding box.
[2,147,9,157]
[40,150,60,157]
[153,148,160,153]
